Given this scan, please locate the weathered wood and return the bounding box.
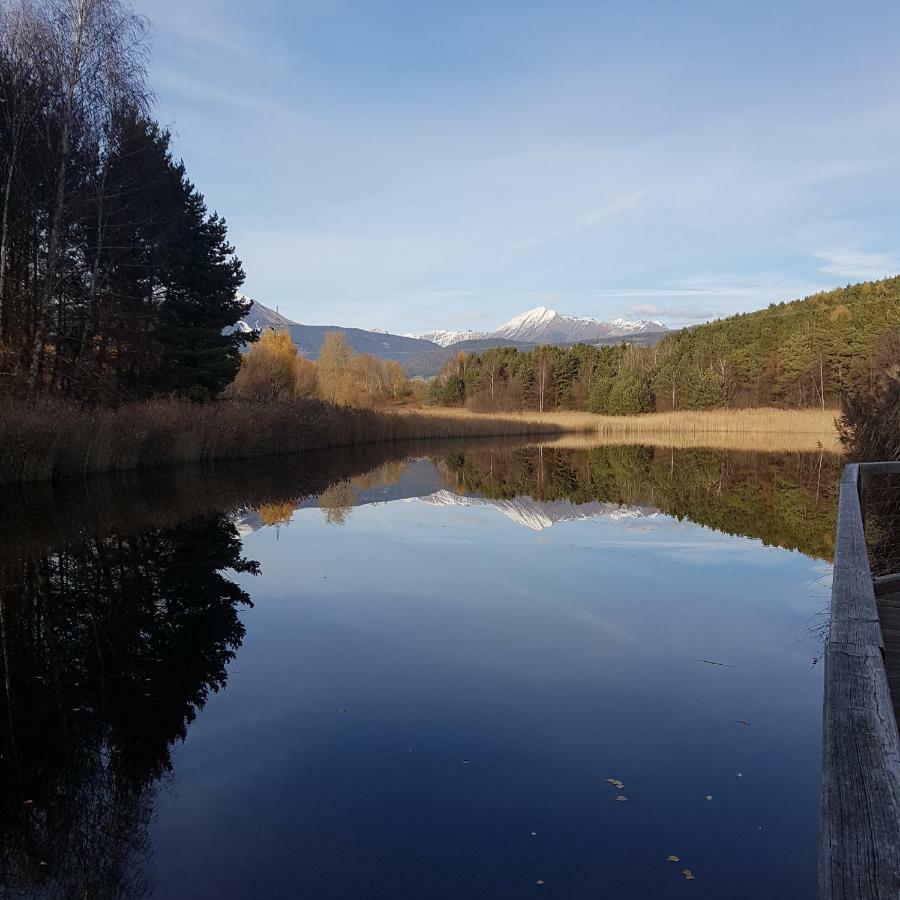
[820,464,900,899]
[874,574,900,598]
[879,590,900,729]
[859,462,900,477]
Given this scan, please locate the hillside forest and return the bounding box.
[425,278,900,416]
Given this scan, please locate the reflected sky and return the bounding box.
[148,454,828,899]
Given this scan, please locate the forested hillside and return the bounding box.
[427,278,900,414]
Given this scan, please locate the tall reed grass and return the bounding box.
[0,398,568,484]
[407,407,842,454]
[0,398,840,485]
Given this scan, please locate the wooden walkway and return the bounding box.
[819,463,900,899]
[876,586,900,732]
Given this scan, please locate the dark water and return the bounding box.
[0,443,841,899]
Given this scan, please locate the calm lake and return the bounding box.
[0,441,841,898]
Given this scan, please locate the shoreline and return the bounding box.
[0,399,841,486]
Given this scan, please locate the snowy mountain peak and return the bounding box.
[420,328,486,347]
[608,317,667,333]
[495,306,558,335]
[423,306,671,346]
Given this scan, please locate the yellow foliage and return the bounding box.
[232,329,318,400]
[258,501,295,527]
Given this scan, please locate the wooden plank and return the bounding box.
[820,464,900,898]
[859,462,900,477]
[820,644,900,898]
[878,590,900,732]
[874,574,900,598]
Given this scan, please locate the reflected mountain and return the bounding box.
[422,489,660,531]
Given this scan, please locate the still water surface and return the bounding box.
[0,442,839,898]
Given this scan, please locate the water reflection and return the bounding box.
[236,444,842,561]
[0,440,841,897]
[0,515,256,897]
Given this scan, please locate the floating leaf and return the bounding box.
[682,868,695,881]
[667,855,680,863]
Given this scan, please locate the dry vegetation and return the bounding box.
[0,398,841,485]
[0,398,570,484]
[403,407,842,453]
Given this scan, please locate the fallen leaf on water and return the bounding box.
[682,869,695,881]
[667,855,680,863]
[615,795,628,802]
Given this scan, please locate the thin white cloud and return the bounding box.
[814,249,900,280]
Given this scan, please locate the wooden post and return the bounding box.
[819,463,900,898]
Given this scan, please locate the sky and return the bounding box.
[139,0,900,335]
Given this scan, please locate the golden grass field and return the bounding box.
[398,407,842,454]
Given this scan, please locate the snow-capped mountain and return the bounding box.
[422,490,660,531]
[420,329,486,347]
[421,306,667,347]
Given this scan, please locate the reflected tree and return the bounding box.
[438,445,843,560]
[0,515,258,898]
[318,482,356,526]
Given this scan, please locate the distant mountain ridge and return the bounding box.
[421,306,668,347]
[237,299,441,362]
[234,298,670,375]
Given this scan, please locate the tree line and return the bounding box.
[427,277,900,415]
[230,328,423,408]
[0,0,248,403]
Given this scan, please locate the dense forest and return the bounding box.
[0,0,248,402]
[427,278,900,415]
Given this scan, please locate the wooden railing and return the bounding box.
[819,462,900,898]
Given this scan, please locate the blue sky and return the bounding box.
[140,0,900,334]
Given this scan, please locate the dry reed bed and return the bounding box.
[404,407,842,454]
[0,399,841,485]
[0,398,569,484]
[406,406,839,434]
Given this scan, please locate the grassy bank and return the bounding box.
[0,398,569,484]
[0,399,841,485]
